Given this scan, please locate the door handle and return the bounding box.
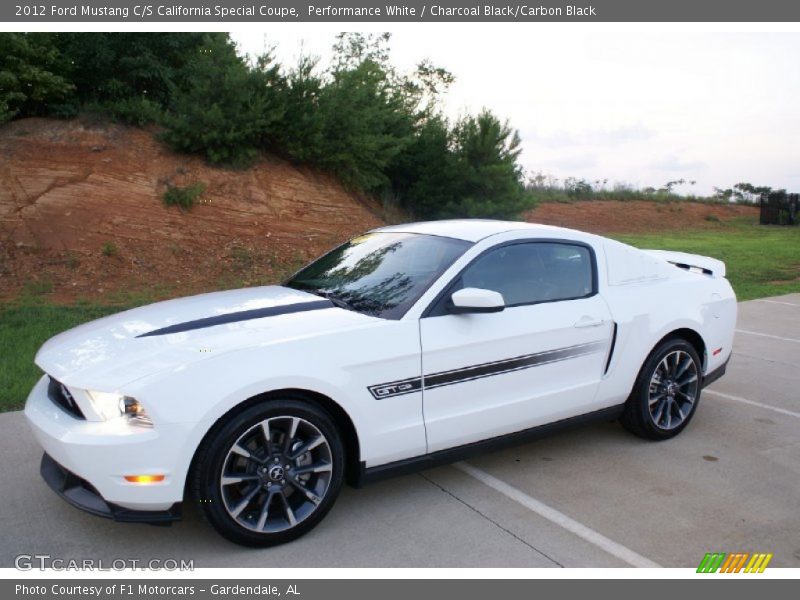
[574,317,605,328]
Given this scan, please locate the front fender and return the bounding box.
[124,321,427,496]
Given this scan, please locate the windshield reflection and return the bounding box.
[286,233,470,319]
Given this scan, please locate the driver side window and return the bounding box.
[431,241,595,315]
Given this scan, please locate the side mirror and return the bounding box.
[449,288,505,314]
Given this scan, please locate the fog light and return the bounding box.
[124,475,165,484]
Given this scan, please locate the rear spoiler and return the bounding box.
[643,250,726,278]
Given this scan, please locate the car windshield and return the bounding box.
[286,232,471,319]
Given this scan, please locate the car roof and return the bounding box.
[370,219,576,243]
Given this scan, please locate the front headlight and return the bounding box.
[86,390,152,426]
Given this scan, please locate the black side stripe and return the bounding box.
[137,299,333,338]
[368,341,606,400]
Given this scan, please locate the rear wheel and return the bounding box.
[621,338,702,440]
[192,399,344,546]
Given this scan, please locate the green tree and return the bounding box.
[271,56,326,163]
[0,33,75,123]
[390,115,459,218]
[301,32,454,194]
[50,32,223,123]
[446,110,528,219]
[312,58,416,191]
[160,38,287,166]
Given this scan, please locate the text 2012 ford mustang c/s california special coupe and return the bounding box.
[25,220,736,546]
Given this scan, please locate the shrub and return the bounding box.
[230,245,255,271]
[163,183,205,210]
[99,96,163,125]
[22,278,54,296]
[101,241,118,257]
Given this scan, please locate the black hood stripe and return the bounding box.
[368,341,606,399]
[137,299,334,338]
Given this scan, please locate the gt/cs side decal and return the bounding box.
[368,377,423,400]
[368,340,606,400]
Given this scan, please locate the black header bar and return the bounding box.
[5,0,800,23]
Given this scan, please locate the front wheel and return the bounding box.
[621,338,702,440]
[192,399,345,546]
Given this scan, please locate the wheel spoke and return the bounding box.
[678,373,698,387]
[230,484,261,518]
[658,358,670,379]
[256,491,277,531]
[289,435,325,460]
[288,477,322,504]
[280,492,297,526]
[675,355,693,379]
[648,391,666,407]
[293,462,332,476]
[669,352,680,377]
[260,420,272,452]
[230,443,266,465]
[231,443,251,459]
[664,400,673,429]
[221,474,259,486]
[652,397,667,425]
[283,417,299,454]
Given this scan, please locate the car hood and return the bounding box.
[35,286,373,390]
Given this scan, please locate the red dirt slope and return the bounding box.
[0,118,382,302]
[525,199,758,234]
[0,118,761,304]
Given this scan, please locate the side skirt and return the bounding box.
[353,405,624,488]
[701,357,729,389]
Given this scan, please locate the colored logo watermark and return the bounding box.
[697,552,773,573]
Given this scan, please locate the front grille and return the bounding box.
[47,377,85,420]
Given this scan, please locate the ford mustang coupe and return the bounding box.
[25,220,736,546]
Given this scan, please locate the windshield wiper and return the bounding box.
[314,290,356,312]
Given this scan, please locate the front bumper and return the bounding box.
[40,453,180,524]
[24,374,194,514]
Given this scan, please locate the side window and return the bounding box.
[438,242,594,312]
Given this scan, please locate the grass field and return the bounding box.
[1,220,799,413]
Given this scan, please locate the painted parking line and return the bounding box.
[757,299,800,307]
[736,329,800,344]
[704,389,800,419]
[453,461,661,568]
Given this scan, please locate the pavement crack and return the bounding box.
[417,471,564,567]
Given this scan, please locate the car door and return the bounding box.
[420,240,614,453]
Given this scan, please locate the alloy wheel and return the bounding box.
[219,416,333,533]
[647,349,699,430]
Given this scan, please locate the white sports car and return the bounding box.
[25,220,736,546]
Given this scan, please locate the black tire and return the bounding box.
[191,398,345,547]
[620,337,703,440]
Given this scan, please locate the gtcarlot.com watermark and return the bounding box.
[15,554,194,571]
